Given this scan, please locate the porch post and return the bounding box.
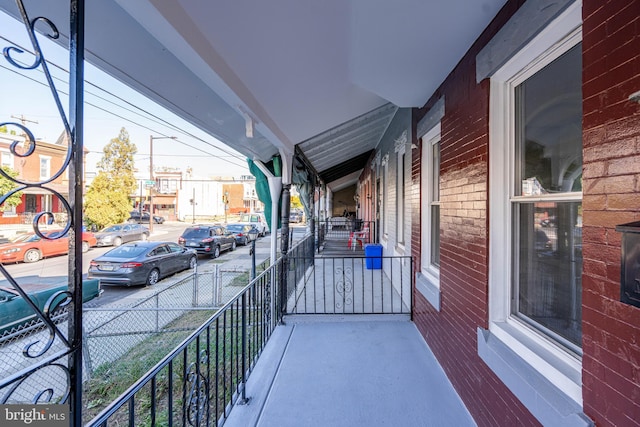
[278,149,293,315]
[68,0,86,424]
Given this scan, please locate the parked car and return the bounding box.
[88,241,197,286]
[95,223,150,247]
[225,223,259,246]
[0,279,101,336]
[128,210,165,224]
[178,225,236,258]
[0,229,97,264]
[239,213,269,236]
[290,210,304,223]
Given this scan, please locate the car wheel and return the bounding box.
[81,241,90,253]
[230,241,236,251]
[141,233,148,241]
[146,269,160,286]
[211,245,221,258]
[113,237,123,247]
[23,249,41,263]
[189,256,197,269]
[242,237,248,246]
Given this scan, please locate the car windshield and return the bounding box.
[11,234,39,243]
[105,245,148,258]
[102,225,122,232]
[226,225,243,232]
[182,228,209,238]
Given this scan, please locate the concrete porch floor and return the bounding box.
[225,315,476,427]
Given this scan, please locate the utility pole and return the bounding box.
[149,135,176,233]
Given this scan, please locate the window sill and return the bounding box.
[477,325,592,427]
[416,272,440,311]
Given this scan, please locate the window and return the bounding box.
[1,150,12,168]
[487,2,583,406]
[381,157,388,238]
[397,151,405,244]
[39,155,51,180]
[395,132,407,246]
[421,124,441,281]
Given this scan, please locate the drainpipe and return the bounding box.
[278,151,293,316]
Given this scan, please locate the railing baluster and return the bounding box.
[151,376,156,426]
[241,291,247,403]
[168,361,173,427]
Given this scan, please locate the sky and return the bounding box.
[0,10,250,179]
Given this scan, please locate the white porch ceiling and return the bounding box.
[0,0,507,188]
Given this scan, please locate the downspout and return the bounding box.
[278,150,293,315]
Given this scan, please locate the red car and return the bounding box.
[0,229,97,263]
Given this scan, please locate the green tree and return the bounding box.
[290,194,302,210]
[0,166,23,211]
[84,128,138,228]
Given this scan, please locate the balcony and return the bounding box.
[82,232,471,426]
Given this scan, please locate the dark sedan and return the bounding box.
[88,241,197,286]
[128,211,165,224]
[225,223,258,246]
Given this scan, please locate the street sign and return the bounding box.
[144,180,155,188]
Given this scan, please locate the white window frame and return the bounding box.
[420,124,441,285]
[488,2,583,406]
[1,150,13,168]
[395,132,407,249]
[39,155,51,180]
[381,156,389,241]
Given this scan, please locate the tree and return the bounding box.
[0,166,23,212]
[290,194,302,210]
[84,128,137,228]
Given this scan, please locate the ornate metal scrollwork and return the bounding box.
[0,0,81,410]
[335,267,353,309]
[185,350,209,427]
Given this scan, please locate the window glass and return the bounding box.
[516,44,582,196]
[514,202,582,348]
[512,43,582,352]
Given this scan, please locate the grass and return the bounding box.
[82,303,268,426]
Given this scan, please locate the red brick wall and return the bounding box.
[411,1,538,425]
[582,1,640,426]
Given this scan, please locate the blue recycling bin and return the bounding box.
[365,243,382,269]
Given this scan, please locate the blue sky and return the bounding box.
[0,10,250,178]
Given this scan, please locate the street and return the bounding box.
[0,222,309,306]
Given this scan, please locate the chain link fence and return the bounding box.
[0,264,265,404]
[82,265,258,375]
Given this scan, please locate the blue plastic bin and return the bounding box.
[364,244,382,269]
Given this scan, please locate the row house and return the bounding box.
[0,130,86,224]
[355,2,640,425]
[1,1,638,426]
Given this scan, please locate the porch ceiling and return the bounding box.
[0,0,507,184]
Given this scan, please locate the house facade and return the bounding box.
[0,131,84,225]
[357,1,640,425]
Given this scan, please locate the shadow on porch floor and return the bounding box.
[225,315,475,427]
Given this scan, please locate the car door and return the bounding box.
[149,244,173,275]
[44,231,69,257]
[122,224,134,243]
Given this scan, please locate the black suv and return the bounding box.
[178,225,236,258]
[128,210,165,224]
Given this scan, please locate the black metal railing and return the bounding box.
[86,260,282,427]
[286,255,413,315]
[317,219,376,252]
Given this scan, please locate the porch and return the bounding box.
[224,316,475,427]
[83,233,472,426]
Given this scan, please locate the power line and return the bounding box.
[0,35,249,168]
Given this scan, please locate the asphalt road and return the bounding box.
[0,222,309,306]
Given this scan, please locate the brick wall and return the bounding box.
[582,1,640,426]
[411,0,539,425]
